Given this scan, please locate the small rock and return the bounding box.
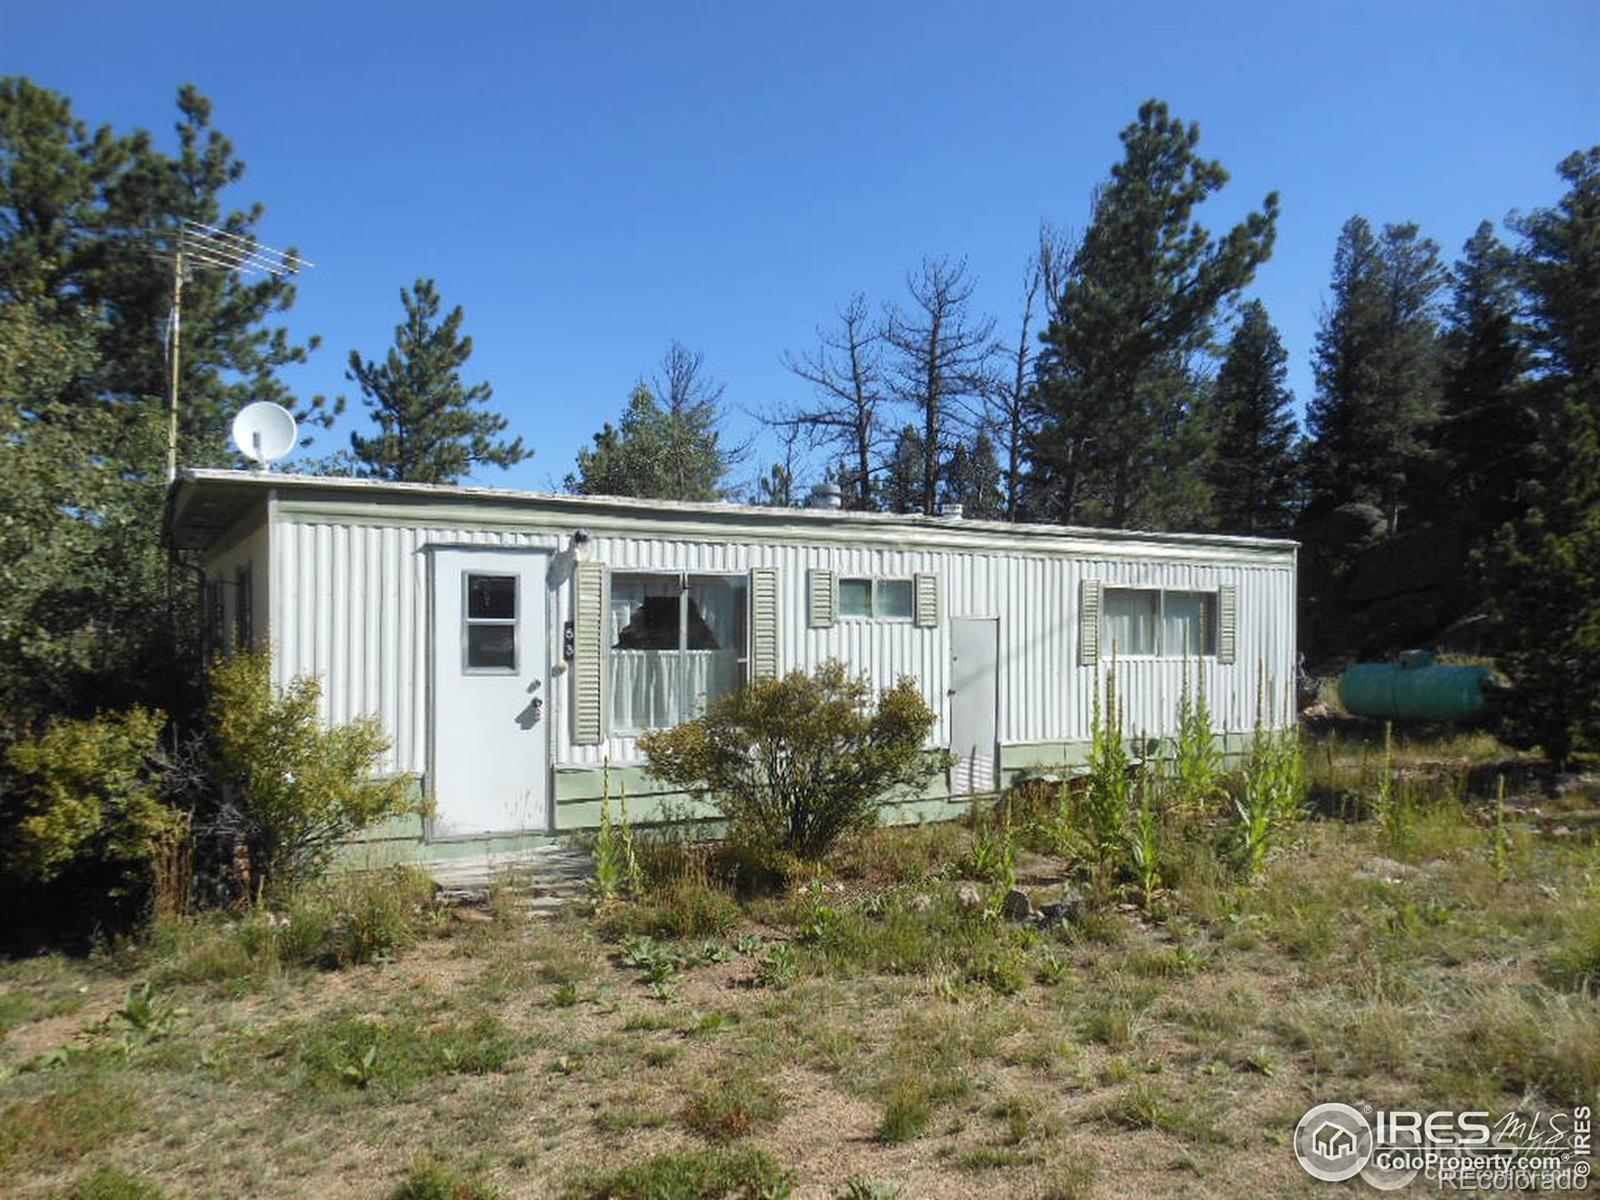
[1353,856,1419,884]
[908,892,935,912]
[955,883,983,910]
[450,906,494,924]
[1001,888,1036,922]
[1037,893,1084,928]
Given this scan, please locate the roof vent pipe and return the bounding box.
[808,483,843,510]
[939,502,964,520]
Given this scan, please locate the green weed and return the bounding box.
[59,1166,169,1200]
[565,1147,792,1200]
[682,1071,786,1141]
[391,1158,503,1200]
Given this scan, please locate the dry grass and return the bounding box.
[1,734,1596,1198]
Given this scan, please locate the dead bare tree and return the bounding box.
[884,258,996,515]
[651,340,751,499]
[989,224,1072,520]
[771,295,886,510]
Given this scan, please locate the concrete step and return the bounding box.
[427,842,595,899]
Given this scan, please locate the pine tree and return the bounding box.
[0,80,334,464]
[942,431,1005,519]
[879,425,925,514]
[567,369,728,502]
[1208,301,1300,535]
[347,279,525,483]
[755,462,796,507]
[0,79,329,724]
[1479,147,1600,767]
[1306,218,1446,532]
[1433,222,1531,532]
[1031,100,1277,530]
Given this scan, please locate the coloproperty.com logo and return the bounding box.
[1294,1101,1593,1191]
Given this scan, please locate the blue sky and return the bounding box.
[11,0,1598,493]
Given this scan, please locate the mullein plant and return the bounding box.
[1126,768,1164,911]
[1233,668,1306,879]
[593,762,644,901]
[1489,773,1512,882]
[1172,656,1224,817]
[1080,657,1132,873]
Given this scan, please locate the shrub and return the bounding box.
[639,661,939,861]
[208,650,419,892]
[1,707,175,888]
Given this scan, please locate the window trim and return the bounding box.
[462,571,519,675]
[609,570,750,735]
[837,576,916,623]
[1099,586,1219,659]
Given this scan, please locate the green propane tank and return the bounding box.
[1338,651,1493,723]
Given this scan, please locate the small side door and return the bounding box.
[949,616,999,795]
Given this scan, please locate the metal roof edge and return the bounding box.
[172,468,1300,554]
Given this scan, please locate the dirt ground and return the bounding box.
[2,760,1597,1199]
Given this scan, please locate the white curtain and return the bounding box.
[611,576,680,731]
[609,575,746,730]
[1161,592,1212,657]
[684,576,744,719]
[1103,589,1157,656]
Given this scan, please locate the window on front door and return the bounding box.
[464,573,518,671]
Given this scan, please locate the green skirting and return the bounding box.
[345,731,1266,864]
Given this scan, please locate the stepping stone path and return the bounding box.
[429,842,594,919]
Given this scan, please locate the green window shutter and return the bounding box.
[807,568,836,628]
[913,572,940,628]
[573,561,608,745]
[1078,578,1101,665]
[1217,583,1238,665]
[749,566,780,680]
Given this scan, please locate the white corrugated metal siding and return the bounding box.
[266,510,1294,780]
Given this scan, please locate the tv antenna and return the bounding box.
[153,220,314,482]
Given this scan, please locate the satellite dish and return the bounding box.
[231,401,298,468]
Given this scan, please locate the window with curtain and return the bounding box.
[1102,588,1216,657]
[610,573,748,730]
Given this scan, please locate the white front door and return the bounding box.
[950,616,999,795]
[431,548,551,836]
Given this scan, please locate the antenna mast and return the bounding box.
[158,221,314,482]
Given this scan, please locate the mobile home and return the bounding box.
[168,470,1297,865]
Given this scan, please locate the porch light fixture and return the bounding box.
[570,529,593,563]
